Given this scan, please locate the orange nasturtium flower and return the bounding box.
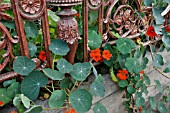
[64,108,77,113]
[38,51,46,61]
[139,106,143,112]
[102,50,112,60]
[117,70,128,80]
[9,111,18,113]
[0,101,4,106]
[90,48,102,62]
[146,26,157,38]
[139,70,144,75]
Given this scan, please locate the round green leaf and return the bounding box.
[49,90,66,109]
[3,79,16,87]
[70,62,91,81]
[154,80,163,93]
[7,82,20,98]
[143,75,151,85]
[88,30,102,49]
[25,21,38,38]
[28,42,37,57]
[20,94,31,109]
[70,89,92,112]
[13,56,36,76]
[60,78,72,89]
[43,68,65,80]
[116,38,136,54]
[21,71,48,100]
[127,85,136,94]
[135,80,143,88]
[118,80,128,88]
[158,101,167,113]
[24,106,43,113]
[49,39,70,56]
[56,58,73,74]
[13,96,21,106]
[125,57,141,74]
[0,88,12,105]
[135,97,145,107]
[153,54,164,69]
[93,103,108,113]
[163,61,170,73]
[149,97,156,110]
[90,80,105,97]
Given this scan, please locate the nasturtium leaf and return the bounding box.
[136,92,142,98]
[154,80,163,93]
[28,42,37,57]
[88,30,102,49]
[3,79,16,87]
[13,96,21,106]
[49,39,70,56]
[70,62,91,81]
[144,0,153,6]
[118,80,128,88]
[162,33,170,47]
[13,56,36,76]
[135,80,143,88]
[25,21,38,38]
[135,97,145,107]
[91,62,98,77]
[103,44,118,67]
[93,103,108,113]
[154,25,162,35]
[143,75,150,85]
[60,78,72,89]
[134,48,141,58]
[109,66,118,82]
[21,71,48,100]
[149,97,156,110]
[141,57,149,70]
[70,89,92,113]
[118,54,130,68]
[134,74,140,81]
[127,85,136,94]
[90,79,105,97]
[164,0,170,4]
[125,57,141,74]
[157,101,167,113]
[7,82,20,98]
[43,68,64,80]
[24,105,43,113]
[116,38,136,54]
[153,54,164,69]
[164,61,170,73]
[20,94,31,109]
[49,90,66,109]
[56,58,73,74]
[0,88,12,105]
[152,7,165,25]
[111,31,121,38]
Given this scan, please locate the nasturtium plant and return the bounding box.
[164,61,170,73]
[0,88,12,105]
[24,106,43,113]
[21,71,48,100]
[56,58,73,74]
[49,90,66,109]
[88,30,102,49]
[70,62,91,81]
[49,39,70,56]
[43,68,65,80]
[149,97,156,110]
[7,82,20,98]
[153,54,164,69]
[118,80,128,88]
[70,89,92,112]
[13,56,36,76]
[93,103,108,113]
[28,42,37,57]
[24,21,39,38]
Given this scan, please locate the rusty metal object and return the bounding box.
[11,0,52,68]
[47,0,82,64]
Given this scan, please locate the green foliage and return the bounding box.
[20,94,31,109]
[24,106,43,113]
[88,30,102,49]
[153,54,164,68]
[70,62,91,81]
[13,56,36,76]
[93,103,108,113]
[21,71,48,100]
[24,21,38,38]
[49,90,66,109]
[28,42,37,57]
[7,82,20,98]
[49,39,70,56]
[70,89,92,112]
[157,101,167,113]
[149,97,156,110]
[154,80,163,93]
[43,68,65,80]
[164,61,170,73]
[118,80,128,88]
[0,88,12,105]
[152,7,165,25]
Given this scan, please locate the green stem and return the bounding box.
[52,55,56,70]
[52,81,55,92]
[45,86,52,93]
[43,106,68,111]
[70,81,77,94]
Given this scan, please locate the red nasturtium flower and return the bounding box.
[64,108,77,113]
[38,51,46,61]
[117,70,128,80]
[165,25,170,32]
[139,70,144,75]
[146,26,157,38]
[90,48,102,62]
[0,101,4,106]
[102,50,112,60]
[139,106,143,112]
